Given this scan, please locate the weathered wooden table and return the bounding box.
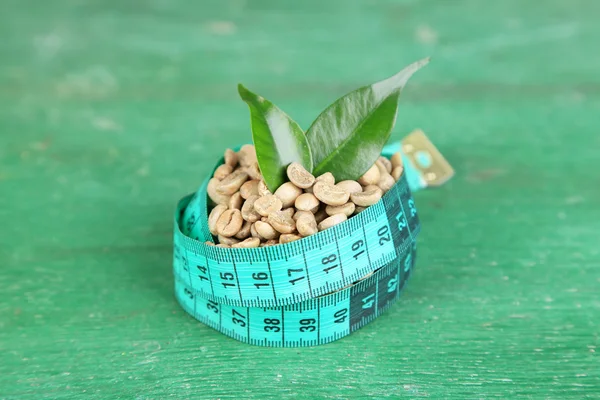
[1,0,598,398]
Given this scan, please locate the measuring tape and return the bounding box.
[173,130,453,347]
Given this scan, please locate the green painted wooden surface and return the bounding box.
[1,0,599,398]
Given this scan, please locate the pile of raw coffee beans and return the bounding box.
[206,145,404,248]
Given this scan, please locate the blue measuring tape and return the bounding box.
[173,130,453,347]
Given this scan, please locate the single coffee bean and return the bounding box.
[218,235,240,246]
[287,162,316,189]
[232,237,260,248]
[313,181,349,206]
[282,207,295,218]
[318,213,347,231]
[238,144,257,167]
[293,210,313,222]
[336,180,362,195]
[245,162,262,180]
[255,221,279,240]
[257,180,271,196]
[207,178,231,205]
[241,195,261,222]
[295,193,320,211]
[315,172,335,185]
[214,164,233,180]
[280,234,302,244]
[274,182,302,208]
[216,209,243,237]
[351,187,383,207]
[391,166,403,181]
[208,204,228,235]
[362,184,380,192]
[378,156,393,173]
[235,220,252,239]
[228,192,243,210]
[378,173,395,193]
[224,148,238,167]
[390,152,403,169]
[296,213,318,236]
[254,194,283,217]
[376,160,391,179]
[358,164,380,186]
[314,207,328,224]
[250,222,260,238]
[240,179,260,199]
[216,169,249,195]
[325,202,355,217]
[354,206,366,214]
[261,239,278,247]
[268,211,296,234]
[205,241,215,246]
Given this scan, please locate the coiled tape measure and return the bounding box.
[173,129,454,347]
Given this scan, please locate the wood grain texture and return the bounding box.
[1,0,598,398]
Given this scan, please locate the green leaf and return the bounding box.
[306,57,430,180]
[238,84,313,192]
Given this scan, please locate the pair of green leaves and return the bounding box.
[238,57,430,192]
